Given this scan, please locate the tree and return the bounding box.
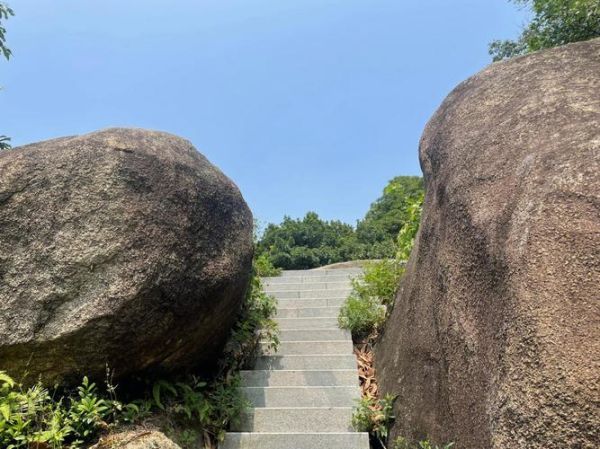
[256,176,425,269]
[490,0,600,61]
[1,2,14,150]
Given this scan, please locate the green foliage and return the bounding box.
[0,135,10,151]
[0,2,13,60]
[393,437,455,449]
[354,259,406,307]
[254,252,281,277]
[396,194,423,262]
[352,394,396,441]
[257,177,425,270]
[339,195,423,337]
[338,294,386,337]
[1,3,14,150]
[0,373,115,449]
[221,263,279,372]
[147,375,247,443]
[258,212,357,269]
[357,176,424,251]
[490,0,600,61]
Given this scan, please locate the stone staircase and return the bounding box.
[220,268,370,449]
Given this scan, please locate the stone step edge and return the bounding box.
[264,281,352,286]
[260,340,351,343]
[221,432,367,435]
[276,317,339,321]
[272,327,346,331]
[242,386,360,390]
[267,289,352,293]
[277,306,340,310]
[241,406,355,410]
[241,369,357,373]
[276,297,349,301]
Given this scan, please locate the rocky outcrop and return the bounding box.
[375,39,600,449]
[91,430,181,449]
[0,128,253,385]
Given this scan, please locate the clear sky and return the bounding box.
[0,0,527,226]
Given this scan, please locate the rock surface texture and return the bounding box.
[91,430,181,449]
[0,128,253,384]
[375,39,600,449]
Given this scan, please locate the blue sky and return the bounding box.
[0,0,527,226]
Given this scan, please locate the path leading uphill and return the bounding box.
[221,268,370,449]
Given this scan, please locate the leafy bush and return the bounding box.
[352,394,396,442]
[148,375,247,444]
[338,195,423,338]
[0,372,117,449]
[338,294,386,338]
[221,265,279,373]
[353,259,405,307]
[254,252,281,277]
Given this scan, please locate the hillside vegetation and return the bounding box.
[257,176,424,270]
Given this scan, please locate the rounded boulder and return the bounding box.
[0,128,253,384]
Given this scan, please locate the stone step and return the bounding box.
[264,274,356,284]
[277,297,345,308]
[220,432,370,449]
[263,281,351,292]
[276,317,339,329]
[241,386,360,407]
[255,355,357,370]
[232,407,354,432]
[240,370,359,387]
[277,328,350,341]
[278,269,362,277]
[276,306,340,318]
[260,340,353,356]
[268,289,351,299]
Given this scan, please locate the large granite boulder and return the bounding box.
[0,128,253,385]
[376,39,600,449]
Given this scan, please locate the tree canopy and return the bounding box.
[490,0,600,61]
[257,176,425,270]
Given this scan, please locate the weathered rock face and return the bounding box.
[91,430,181,449]
[0,128,253,385]
[376,39,600,449]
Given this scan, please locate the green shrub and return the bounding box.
[353,259,405,307]
[351,394,396,441]
[254,253,281,277]
[338,294,386,337]
[0,373,114,449]
[338,195,423,338]
[221,266,279,372]
[338,259,402,337]
[148,375,247,443]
